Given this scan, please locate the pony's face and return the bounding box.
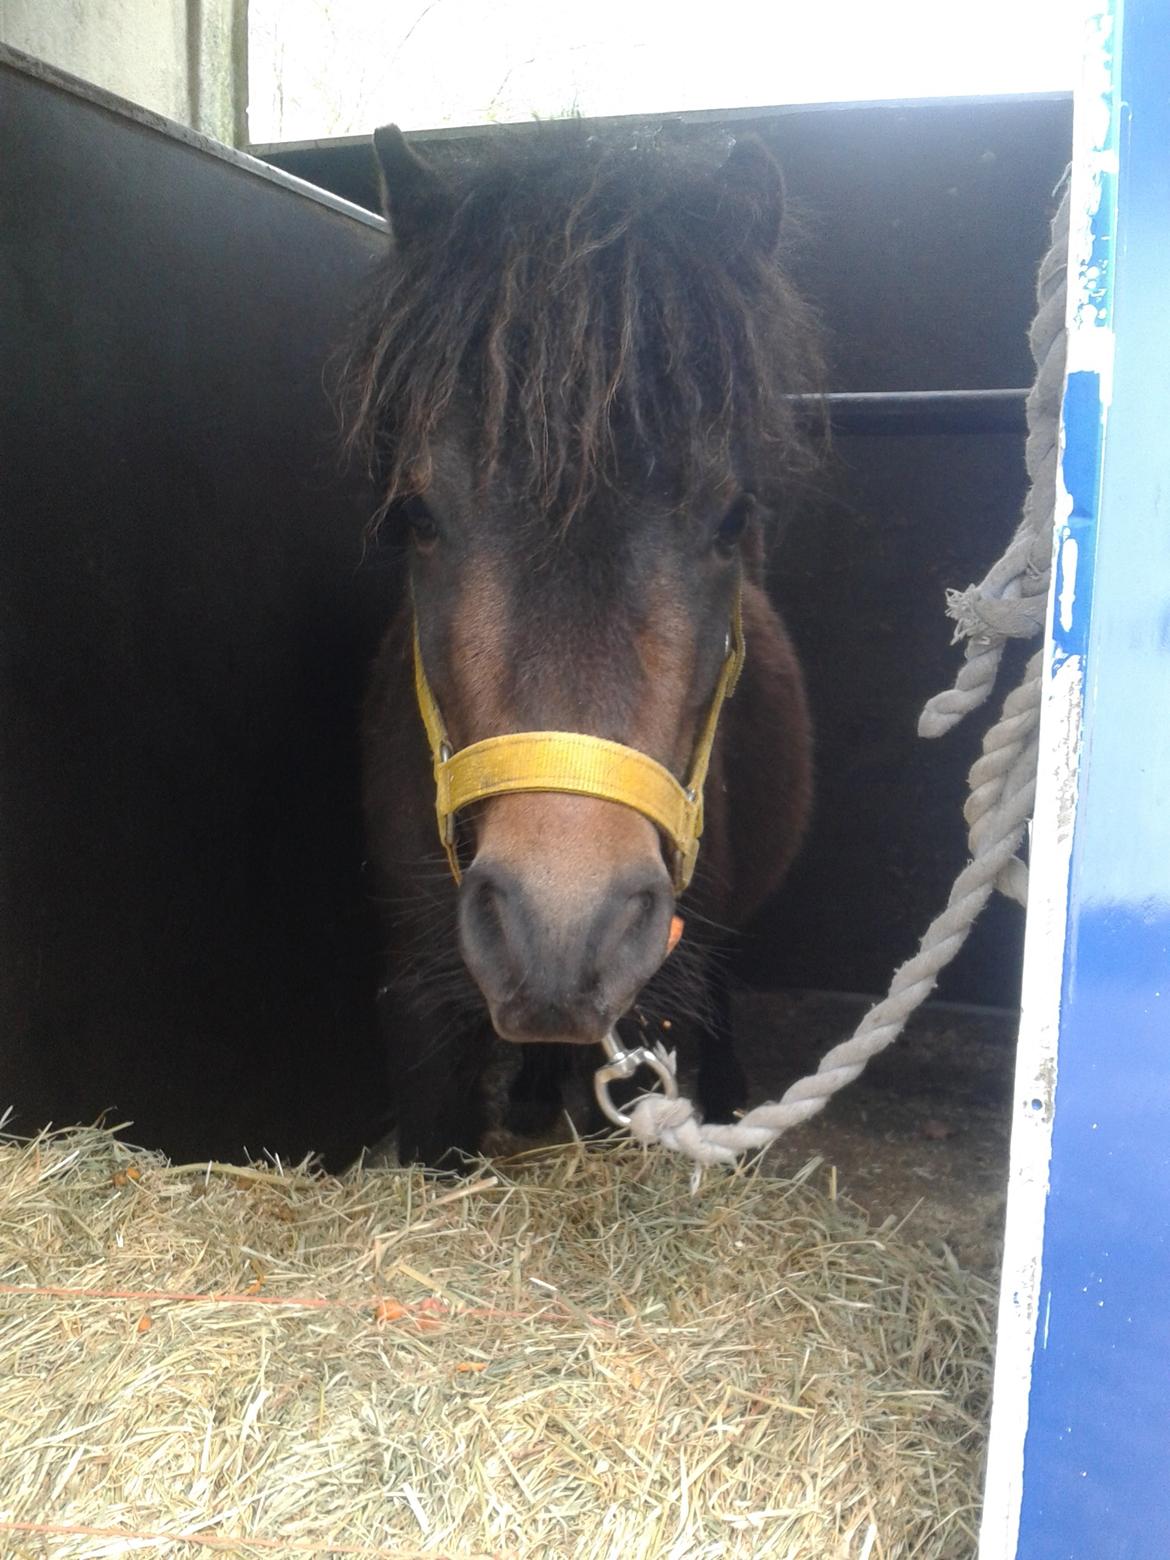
[406,438,757,1045]
[351,123,819,1047]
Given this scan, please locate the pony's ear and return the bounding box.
[372,124,453,246]
[711,136,785,256]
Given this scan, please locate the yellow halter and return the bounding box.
[412,589,745,893]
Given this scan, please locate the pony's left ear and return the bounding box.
[372,124,454,246]
[711,137,785,256]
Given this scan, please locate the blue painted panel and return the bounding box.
[1016,1,1170,1554]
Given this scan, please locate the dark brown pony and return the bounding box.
[345,122,822,1166]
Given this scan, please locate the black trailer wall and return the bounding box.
[1,53,1071,1162]
[0,54,391,1163]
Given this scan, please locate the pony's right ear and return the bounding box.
[372,125,453,246]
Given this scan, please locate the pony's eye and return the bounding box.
[403,497,439,550]
[713,496,752,556]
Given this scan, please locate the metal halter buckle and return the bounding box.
[593,1030,679,1128]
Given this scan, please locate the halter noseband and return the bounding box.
[412,589,745,894]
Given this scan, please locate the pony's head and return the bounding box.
[346,123,821,1046]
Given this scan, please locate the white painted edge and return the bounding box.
[978,655,1079,1557]
[0,43,389,237]
[977,5,1117,1555]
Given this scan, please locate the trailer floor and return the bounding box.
[728,991,1015,1279]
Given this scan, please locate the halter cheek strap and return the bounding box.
[412,589,745,894]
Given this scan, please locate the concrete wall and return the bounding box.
[0,0,245,143]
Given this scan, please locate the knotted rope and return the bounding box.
[627,182,1069,1168]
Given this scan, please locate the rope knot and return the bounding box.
[945,585,1048,643]
[627,1095,697,1146]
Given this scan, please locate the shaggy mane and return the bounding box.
[340,124,825,528]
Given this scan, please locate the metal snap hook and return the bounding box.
[593,1030,679,1128]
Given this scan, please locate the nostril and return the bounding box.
[459,863,510,957]
[627,888,659,939]
[473,873,502,920]
[601,872,674,966]
[459,859,539,997]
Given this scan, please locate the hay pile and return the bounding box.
[0,1124,992,1558]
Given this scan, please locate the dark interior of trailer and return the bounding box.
[0,54,1069,1252]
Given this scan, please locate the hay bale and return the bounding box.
[0,1125,992,1557]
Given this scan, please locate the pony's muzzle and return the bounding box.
[457,857,674,1044]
